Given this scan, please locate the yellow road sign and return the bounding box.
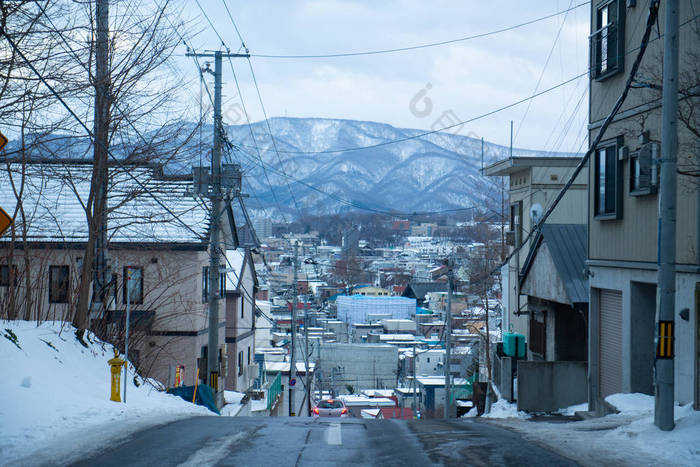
[0,131,7,152]
[0,207,12,237]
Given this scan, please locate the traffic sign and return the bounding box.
[0,207,12,237]
[289,378,296,387]
[0,131,7,152]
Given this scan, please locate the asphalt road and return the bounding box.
[71,416,579,467]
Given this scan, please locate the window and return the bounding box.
[247,346,251,365]
[630,143,659,196]
[238,351,244,376]
[0,265,18,287]
[122,266,143,304]
[508,201,523,246]
[590,0,625,80]
[594,138,623,219]
[202,265,225,303]
[49,265,70,304]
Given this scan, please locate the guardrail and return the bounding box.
[267,372,282,411]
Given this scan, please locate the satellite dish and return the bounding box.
[530,203,543,224]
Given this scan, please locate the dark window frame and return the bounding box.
[238,351,244,376]
[594,136,624,220]
[122,266,144,305]
[590,0,625,81]
[509,201,523,246]
[0,264,19,287]
[49,265,70,304]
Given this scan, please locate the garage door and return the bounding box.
[599,289,623,398]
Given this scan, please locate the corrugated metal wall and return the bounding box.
[599,289,623,397]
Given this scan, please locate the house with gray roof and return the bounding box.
[0,161,252,392]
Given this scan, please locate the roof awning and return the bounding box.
[520,224,588,306]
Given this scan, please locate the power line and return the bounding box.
[239,72,587,155]
[249,2,590,59]
[513,0,574,145]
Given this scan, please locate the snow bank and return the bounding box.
[490,393,700,466]
[603,394,700,466]
[0,321,213,465]
[482,399,531,420]
[221,390,246,416]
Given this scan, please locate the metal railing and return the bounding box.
[266,372,282,411]
[589,23,621,79]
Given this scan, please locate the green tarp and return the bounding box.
[167,384,220,415]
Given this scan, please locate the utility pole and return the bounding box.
[124,265,132,403]
[655,0,679,432]
[304,292,311,416]
[289,241,299,416]
[444,258,453,419]
[94,0,110,311]
[483,255,493,414]
[187,49,248,404]
[412,343,418,417]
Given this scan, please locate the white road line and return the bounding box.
[325,423,342,446]
[177,432,245,466]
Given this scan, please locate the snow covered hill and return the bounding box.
[2,117,580,219]
[0,321,213,465]
[220,117,579,218]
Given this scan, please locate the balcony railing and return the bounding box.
[589,23,621,80]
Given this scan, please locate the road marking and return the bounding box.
[325,423,342,446]
[177,432,245,466]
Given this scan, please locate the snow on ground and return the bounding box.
[481,399,531,420]
[485,394,700,466]
[0,321,213,466]
[221,390,246,416]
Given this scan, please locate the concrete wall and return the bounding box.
[318,343,398,392]
[517,361,587,413]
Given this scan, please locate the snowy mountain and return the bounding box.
[217,117,579,218]
[2,117,580,219]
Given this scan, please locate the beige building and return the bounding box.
[0,162,254,394]
[587,0,699,410]
[483,156,588,344]
[224,248,259,392]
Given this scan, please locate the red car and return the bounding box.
[312,399,349,418]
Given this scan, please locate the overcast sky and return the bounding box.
[176,1,591,152]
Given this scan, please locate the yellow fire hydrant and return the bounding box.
[108,349,125,402]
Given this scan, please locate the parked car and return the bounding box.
[312,399,349,418]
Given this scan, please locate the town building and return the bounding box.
[586,0,699,411]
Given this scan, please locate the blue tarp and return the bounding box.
[167,384,220,415]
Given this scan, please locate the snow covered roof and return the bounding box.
[0,162,208,244]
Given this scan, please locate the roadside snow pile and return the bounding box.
[482,399,531,419]
[487,393,700,466]
[602,393,700,466]
[221,390,246,416]
[0,321,213,465]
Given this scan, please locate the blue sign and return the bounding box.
[290,378,296,387]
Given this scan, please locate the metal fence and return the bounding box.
[267,372,282,411]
